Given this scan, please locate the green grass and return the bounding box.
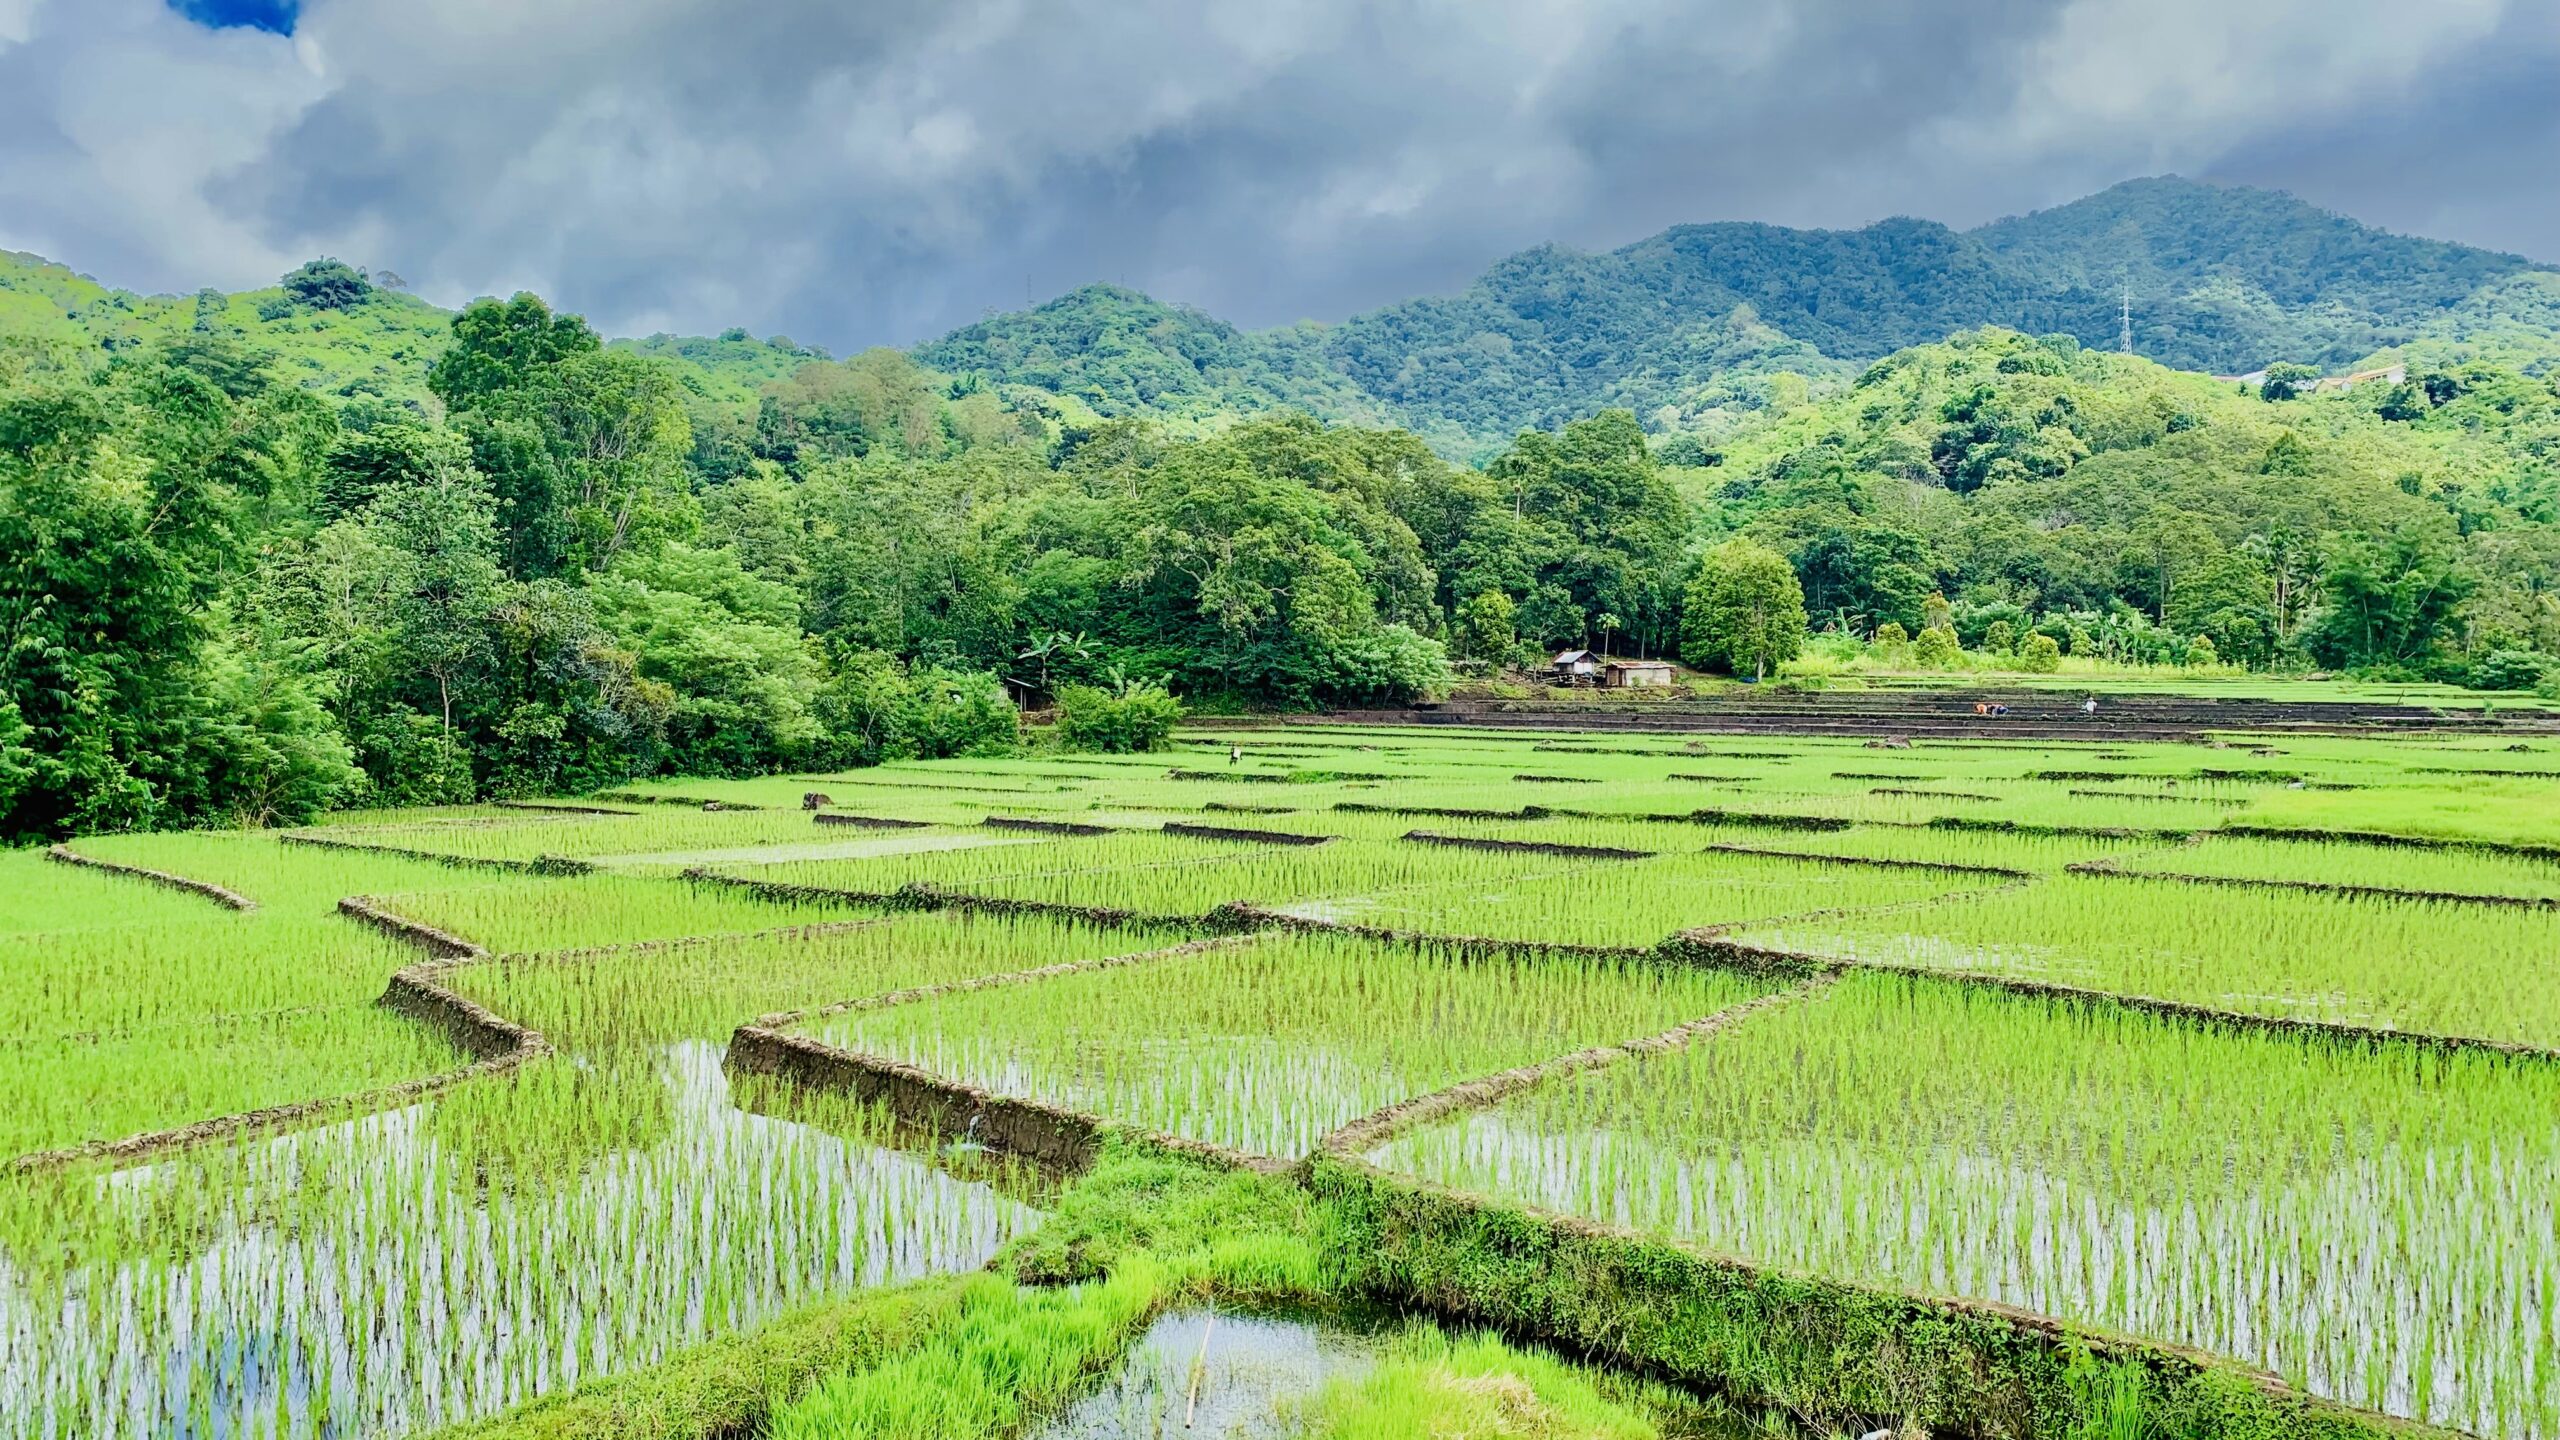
[1296,1325,1698,1440]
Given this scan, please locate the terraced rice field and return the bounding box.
[4,720,2556,1440]
[797,932,1780,1159]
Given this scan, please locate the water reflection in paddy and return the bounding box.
[1,1041,1047,1439]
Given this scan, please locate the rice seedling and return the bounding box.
[1369,970,2560,1438]
[14,720,2560,1440]
[1,1002,467,1161]
[1283,845,1998,949]
[0,839,508,1159]
[371,872,873,953]
[314,807,824,865]
[1734,872,2560,1047]
[73,830,507,912]
[1685,820,2140,873]
[716,831,1588,924]
[802,931,1778,1159]
[2237,774,2560,849]
[0,1049,1046,1439]
[2112,834,2560,901]
[932,838,1606,923]
[451,911,1163,1057]
[0,849,245,935]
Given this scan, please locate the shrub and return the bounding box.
[2182,636,2220,668]
[816,652,1017,766]
[2470,649,2554,692]
[1323,624,1450,704]
[1954,600,2027,650]
[2019,633,2062,673]
[1983,620,2016,654]
[1055,684,1185,753]
[353,709,477,808]
[280,258,372,311]
[1872,621,1909,650]
[1912,625,1961,669]
[906,668,1021,758]
[1453,591,1516,666]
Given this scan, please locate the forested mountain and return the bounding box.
[9,178,2554,461]
[922,177,2556,455]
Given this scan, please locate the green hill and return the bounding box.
[0,250,454,403]
[915,284,1395,431]
[922,177,2555,456]
[7,177,2554,460]
[1693,326,2560,668]
[0,251,847,428]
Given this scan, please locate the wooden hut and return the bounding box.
[1603,660,1676,689]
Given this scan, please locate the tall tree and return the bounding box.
[2303,531,2473,673]
[428,294,602,411]
[1680,539,1807,681]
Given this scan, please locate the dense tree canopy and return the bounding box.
[1700,327,2560,680]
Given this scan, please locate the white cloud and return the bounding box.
[1949,0,2508,163]
[0,0,39,48]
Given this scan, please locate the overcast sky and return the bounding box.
[2,0,2553,350]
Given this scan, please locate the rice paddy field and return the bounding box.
[5,717,2557,1440]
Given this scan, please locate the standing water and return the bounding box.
[0,1041,1047,1438]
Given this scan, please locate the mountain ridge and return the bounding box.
[6,176,2553,457]
[920,176,2553,454]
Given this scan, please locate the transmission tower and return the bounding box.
[2119,285,2134,354]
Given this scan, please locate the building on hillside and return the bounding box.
[1551,649,1602,684]
[2312,364,2406,394]
[1604,660,1677,689]
[2211,364,2406,393]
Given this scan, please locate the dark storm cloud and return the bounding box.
[0,0,2542,352]
[2195,6,2560,263]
